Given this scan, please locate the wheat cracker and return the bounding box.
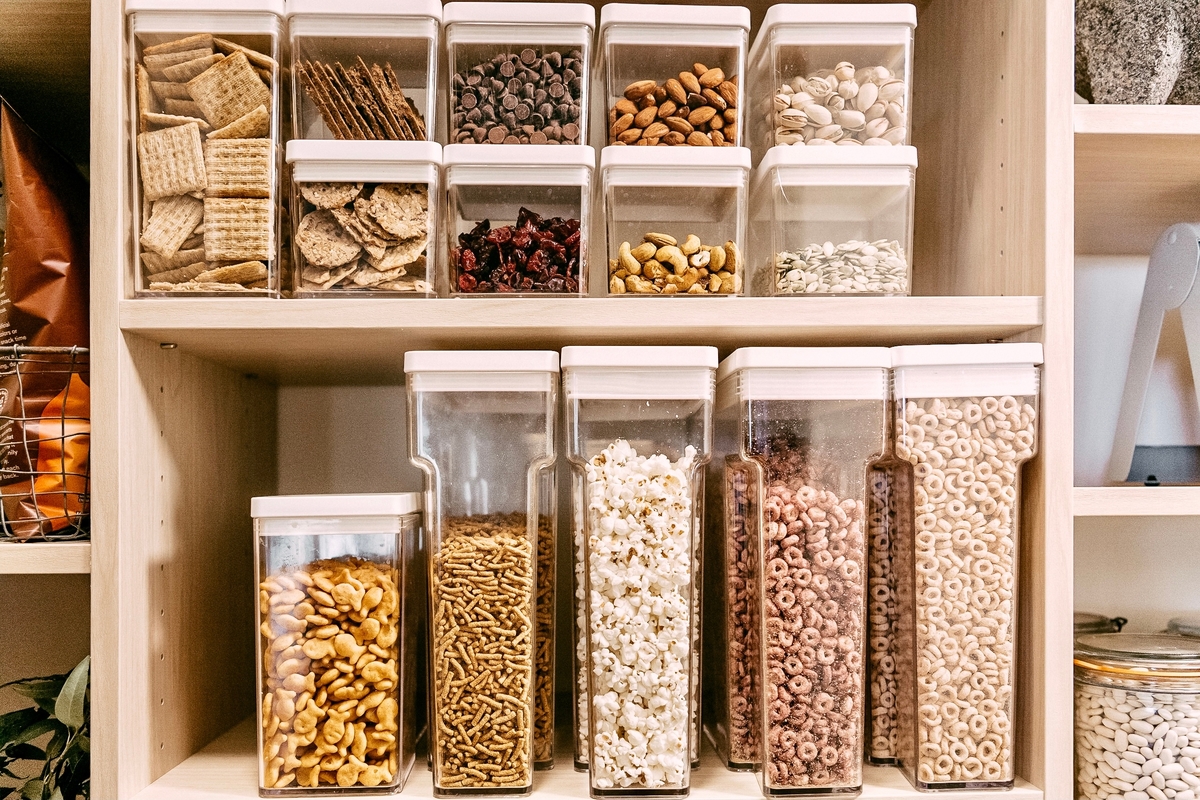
[204,197,272,261]
[196,260,267,284]
[163,97,205,119]
[213,37,276,71]
[151,81,192,101]
[140,194,205,257]
[162,53,224,83]
[204,138,271,198]
[207,105,269,140]
[300,182,362,209]
[187,51,270,129]
[142,112,212,134]
[143,33,213,57]
[365,183,427,239]
[138,122,206,200]
[147,261,208,284]
[297,210,362,267]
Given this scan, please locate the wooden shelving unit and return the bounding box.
[0,542,91,574]
[1075,486,1200,517]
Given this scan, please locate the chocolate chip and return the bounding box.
[514,102,531,121]
[461,92,477,109]
[504,135,520,144]
[562,123,579,142]
[520,48,537,65]
[499,60,516,78]
[452,48,585,145]
[531,130,548,144]
[487,125,508,143]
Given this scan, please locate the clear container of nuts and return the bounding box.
[444,143,592,295]
[1075,633,1200,800]
[286,0,437,142]
[127,0,284,296]
[562,345,716,796]
[595,3,749,148]
[707,347,889,795]
[405,350,559,794]
[286,140,438,296]
[253,492,423,794]
[890,343,1042,791]
[443,2,594,146]
[746,4,916,160]
[750,145,916,296]
[601,147,750,296]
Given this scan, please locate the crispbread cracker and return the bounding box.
[187,51,271,129]
[335,62,387,139]
[365,183,427,239]
[143,34,213,57]
[300,182,362,209]
[196,260,267,284]
[207,105,269,139]
[367,237,426,270]
[136,64,156,132]
[213,37,277,71]
[317,61,371,139]
[204,138,271,198]
[140,194,205,257]
[145,48,213,79]
[297,62,352,139]
[204,197,272,261]
[351,264,407,286]
[137,122,206,200]
[151,81,192,101]
[148,261,207,284]
[163,97,205,118]
[296,210,362,267]
[351,197,399,242]
[377,275,431,293]
[361,58,412,140]
[383,63,427,140]
[330,207,388,259]
[163,53,224,83]
[142,112,212,134]
[321,263,356,289]
[181,232,204,250]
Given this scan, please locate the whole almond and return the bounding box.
[663,131,686,145]
[657,99,678,119]
[699,67,725,88]
[711,129,726,146]
[686,92,707,110]
[608,107,618,126]
[615,98,639,116]
[717,80,739,108]
[643,121,670,139]
[688,106,717,126]
[665,116,694,135]
[679,71,701,95]
[665,78,687,105]
[692,63,709,78]
[709,114,725,130]
[617,127,643,144]
[639,94,657,110]
[687,131,713,147]
[611,113,635,136]
[654,85,668,103]
[634,106,658,128]
[624,80,657,100]
[723,107,737,123]
[725,122,738,143]
[702,88,727,112]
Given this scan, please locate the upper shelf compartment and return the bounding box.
[1075,104,1200,256]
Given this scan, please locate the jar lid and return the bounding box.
[252,493,421,518]
[1074,611,1125,635]
[1169,616,1200,637]
[1075,633,1200,675]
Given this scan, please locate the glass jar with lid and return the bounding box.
[1075,611,1127,637]
[1075,633,1200,800]
[1169,616,1200,638]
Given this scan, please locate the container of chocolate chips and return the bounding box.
[286,139,439,296]
[443,2,594,145]
[444,143,592,296]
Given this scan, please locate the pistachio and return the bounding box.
[774,64,907,146]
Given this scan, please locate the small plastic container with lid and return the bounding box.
[286,140,439,296]
[595,4,750,148]
[602,147,750,296]
[444,143,593,295]
[750,145,916,296]
[1075,611,1127,637]
[1075,634,1200,800]
[746,4,916,159]
[405,351,559,792]
[890,343,1042,791]
[563,346,716,796]
[1170,616,1200,637]
[286,0,437,141]
[127,0,284,296]
[253,493,424,794]
[443,2,594,145]
[706,347,888,794]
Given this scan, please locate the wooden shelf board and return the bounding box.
[1075,486,1200,517]
[118,296,1043,384]
[0,541,90,573]
[134,719,1043,800]
[1074,104,1200,136]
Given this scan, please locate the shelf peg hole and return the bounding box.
[160,342,177,349]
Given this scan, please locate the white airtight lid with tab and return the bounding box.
[287,140,441,183]
[891,343,1044,398]
[444,2,594,43]
[444,143,594,186]
[253,493,421,535]
[562,345,717,400]
[756,144,916,187]
[287,0,440,18]
[750,3,916,63]
[601,4,749,47]
[717,347,891,404]
[602,147,751,188]
[405,350,559,393]
[286,0,439,37]
[128,0,285,31]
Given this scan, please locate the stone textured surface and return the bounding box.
[1076,0,1186,104]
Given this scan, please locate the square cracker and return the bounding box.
[163,53,224,83]
[147,262,208,285]
[143,34,213,57]
[207,105,269,139]
[145,48,213,79]
[140,194,205,257]
[213,37,277,71]
[142,247,206,275]
[163,97,205,118]
[136,64,157,132]
[204,197,272,261]
[204,138,271,198]
[151,81,192,101]
[196,260,268,285]
[142,112,212,134]
[187,51,271,129]
[137,122,206,201]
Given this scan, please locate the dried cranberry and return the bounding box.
[454,206,582,294]
[458,272,478,292]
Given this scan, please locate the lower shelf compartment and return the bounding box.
[133,719,1044,800]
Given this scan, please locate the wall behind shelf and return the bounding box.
[0,574,90,713]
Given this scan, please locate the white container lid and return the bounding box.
[444,144,595,170]
[761,4,916,29]
[128,0,284,14]
[405,350,559,373]
[287,140,441,164]
[252,492,421,518]
[718,347,890,401]
[892,343,1043,398]
[759,144,917,173]
[286,0,439,17]
[891,343,1043,368]
[444,2,594,27]
[562,346,717,370]
[602,147,749,188]
[718,347,890,381]
[563,346,716,400]
[600,3,749,31]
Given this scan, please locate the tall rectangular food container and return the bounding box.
[444,143,592,295]
[890,343,1042,791]
[443,2,594,145]
[253,493,424,794]
[286,0,438,141]
[746,4,916,161]
[595,4,749,148]
[286,140,439,296]
[602,147,750,296]
[563,346,716,796]
[127,0,283,295]
[706,348,888,794]
[750,145,916,296]
[406,351,559,792]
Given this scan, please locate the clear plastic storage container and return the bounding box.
[286,139,439,296]
[445,143,592,295]
[1075,634,1200,800]
[443,2,594,145]
[1076,612,1126,636]
[286,0,437,141]
[746,4,916,160]
[706,347,888,795]
[750,145,916,296]
[253,493,424,794]
[602,147,750,296]
[866,459,909,766]
[127,0,283,296]
[595,4,749,148]
[891,343,1042,791]
[563,346,716,796]
[406,351,559,792]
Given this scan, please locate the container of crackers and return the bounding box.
[287,0,438,142]
[128,0,283,296]
[444,143,592,296]
[443,2,594,146]
[286,140,438,296]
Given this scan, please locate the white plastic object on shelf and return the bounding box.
[561,345,717,398]
[403,349,559,392]
[286,139,440,183]
[251,491,421,525]
[443,142,595,184]
[716,345,892,400]
[891,342,1044,397]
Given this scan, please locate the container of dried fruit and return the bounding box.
[252,492,424,794]
[443,2,594,146]
[444,143,592,295]
[405,350,559,791]
[750,145,916,297]
[127,0,284,296]
[1076,611,1127,636]
[595,3,749,148]
[746,4,916,161]
[285,140,439,296]
[285,0,438,142]
[705,347,888,794]
[601,147,750,296]
[890,343,1042,791]
[562,345,716,795]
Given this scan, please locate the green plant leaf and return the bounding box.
[19,779,42,800]
[9,720,60,748]
[0,711,46,748]
[74,735,87,754]
[42,729,64,763]
[53,659,88,732]
[7,681,66,716]
[3,745,43,762]
[48,788,61,800]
